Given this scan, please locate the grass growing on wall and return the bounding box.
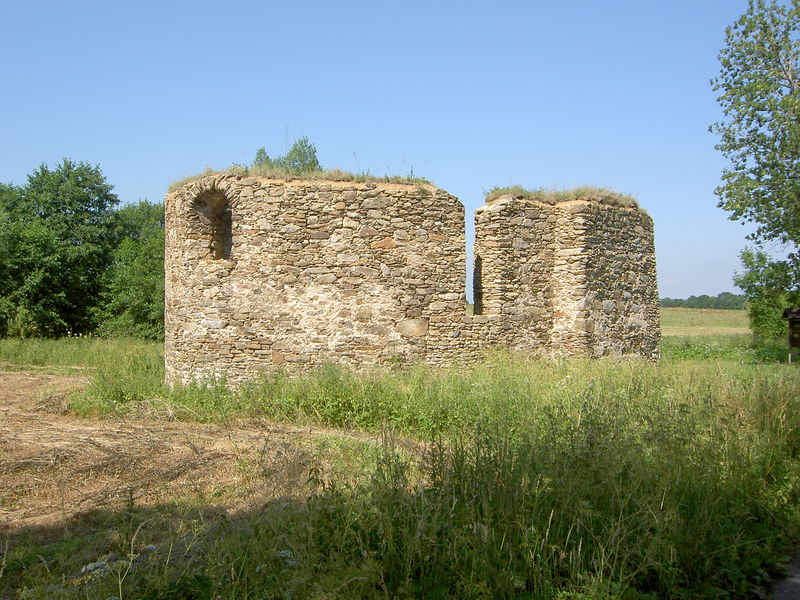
[484,185,639,209]
[169,165,433,192]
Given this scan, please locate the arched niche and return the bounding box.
[191,189,232,260]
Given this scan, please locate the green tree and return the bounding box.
[734,248,800,337]
[252,136,321,174]
[100,201,165,339]
[253,146,273,168]
[0,159,119,336]
[276,136,321,173]
[712,0,800,334]
[0,185,19,332]
[716,291,747,309]
[712,0,800,271]
[0,211,71,336]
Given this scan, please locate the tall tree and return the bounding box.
[711,0,800,282]
[100,200,165,339]
[0,159,119,336]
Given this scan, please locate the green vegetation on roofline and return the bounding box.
[169,165,433,192]
[170,136,433,191]
[485,185,639,209]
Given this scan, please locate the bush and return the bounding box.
[252,136,321,174]
[733,248,800,339]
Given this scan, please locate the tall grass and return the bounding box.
[0,336,159,369]
[661,334,787,362]
[3,339,800,598]
[67,342,794,438]
[7,367,800,597]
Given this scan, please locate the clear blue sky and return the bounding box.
[1,0,759,299]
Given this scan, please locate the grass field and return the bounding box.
[2,317,799,599]
[660,306,749,336]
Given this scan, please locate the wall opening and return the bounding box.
[473,255,483,315]
[192,190,232,259]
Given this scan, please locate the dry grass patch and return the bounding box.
[660,307,749,336]
[485,184,639,209]
[169,165,431,192]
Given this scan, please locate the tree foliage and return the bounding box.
[712,0,800,339]
[734,247,800,337]
[252,136,321,174]
[0,160,168,340]
[253,146,272,168]
[0,160,120,336]
[0,203,68,336]
[99,201,165,339]
[711,0,800,284]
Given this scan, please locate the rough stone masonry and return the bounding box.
[164,174,660,385]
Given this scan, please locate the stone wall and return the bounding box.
[165,175,660,385]
[165,174,466,384]
[470,195,660,360]
[472,197,556,352]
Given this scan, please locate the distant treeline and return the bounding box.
[659,292,746,310]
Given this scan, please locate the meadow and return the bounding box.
[660,306,749,336]
[1,308,799,599]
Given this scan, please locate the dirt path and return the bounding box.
[0,368,377,536]
[772,549,800,600]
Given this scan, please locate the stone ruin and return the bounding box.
[164,174,660,385]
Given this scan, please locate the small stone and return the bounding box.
[81,561,110,575]
[202,319,227,329]
[361,198,385,209]
[371,237,396,249]
[359,225,379,237]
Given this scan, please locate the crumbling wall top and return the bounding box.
[482,187,641,211]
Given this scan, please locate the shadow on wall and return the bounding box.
[192,190,232,260]
[473,255,483,315]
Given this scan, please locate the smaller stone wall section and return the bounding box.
[580,203,659,358]
[471,195,660,359]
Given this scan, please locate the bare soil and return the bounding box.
[0,368,376,537]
